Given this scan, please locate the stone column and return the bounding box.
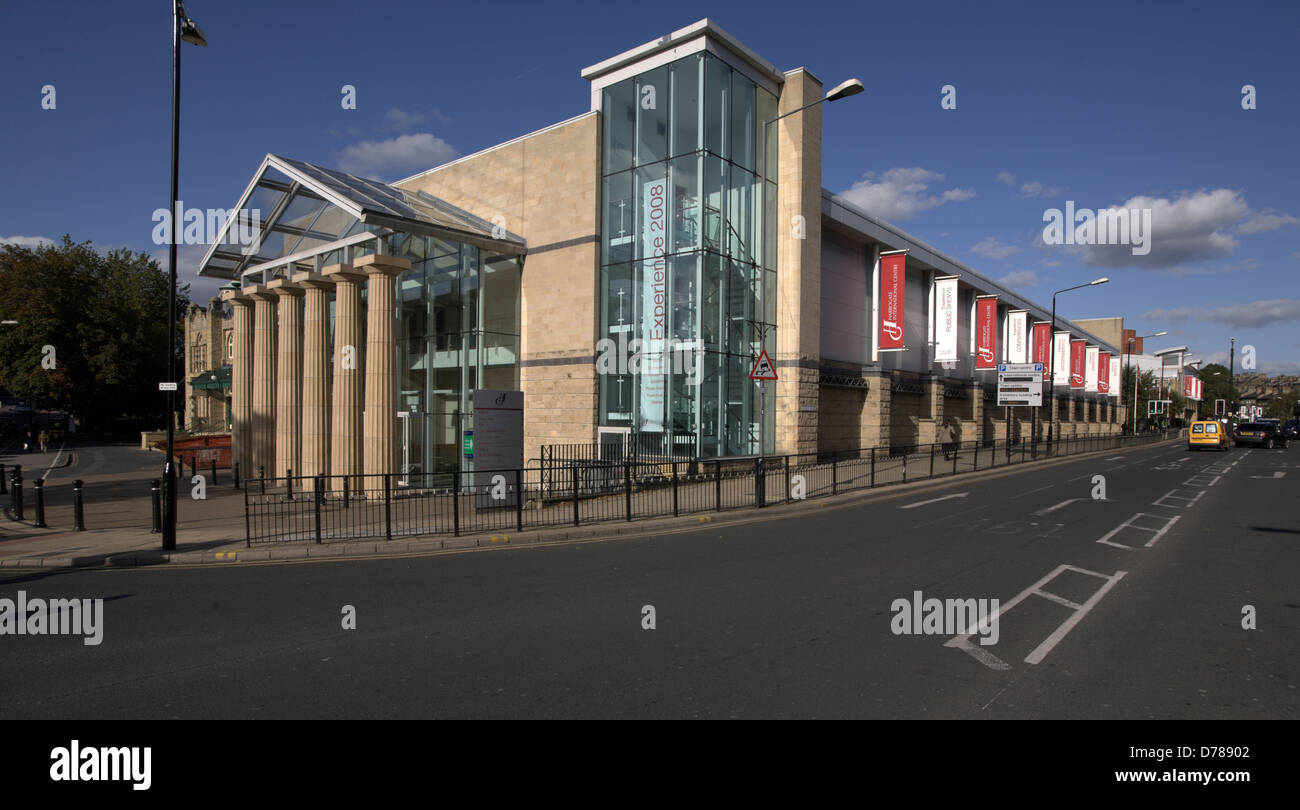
[326,263,366,488]
[774,68,823,456]
[861,369,892,450]
[221,288,254,478]
[249,286,278,480]
[267,278,303,479]
[293,271,334,479]
[357,254,411,478]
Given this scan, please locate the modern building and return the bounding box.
[198,19,1124,483]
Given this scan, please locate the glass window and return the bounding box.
[670,253,699,344]
[757,87,777,175]
[636,66,668,165]
[701,253,723,352]
[670,55,700,158]
[669,155,699,254]
[602,170,634,266]
[729,71,756,171]
[701,155,727,251]
[603,78,636,174]
[704,54,728,158]
[728,165,757,263]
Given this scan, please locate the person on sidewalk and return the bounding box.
[24,428,34,453]
[38,429,49,453]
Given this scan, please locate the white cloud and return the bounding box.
[995,171,1016,185]
[337,133,458,179]
[1238,212,1300,234]
[838,168,975,221]
[1,234,56,249]
[1041,259,1062,267]
[1020,181,1061,199]
[1142,298,1300,328]
[998,270,1039,288]
[971,237,1022,260]
[1078,188,1249,269]
[382,107,451,133]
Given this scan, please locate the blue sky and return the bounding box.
[2,0,1298,373]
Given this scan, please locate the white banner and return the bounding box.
[934,277,958,362]
[1108,351,1121,397]
[1085,346,1099,392]
[1053,332,1070,386]
[640,171,668,432]
[1007,311,1028,364]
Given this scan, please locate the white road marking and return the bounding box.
[39,442,67,482]
[1033,498,1087,516]
[1025,569,1126,665]
[1097,512,1181,549]
[945,564,1126,669]
[1104,456,1124,461]
[1250,471,1286,479]
[900,492,968,510]
[1152,488,1204,509]
[1183,474,1220,487]
[1011,484,1054,499]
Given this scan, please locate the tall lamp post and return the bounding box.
[1126,330,1166,433]
[1228,336,1236,419]
[1045,277,1108,448]
[755,77,862,454]
[163,2,208,552]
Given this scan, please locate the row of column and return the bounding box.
[222,254,410,483]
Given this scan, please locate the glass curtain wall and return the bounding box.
[389,232,521,477]
[600,52,777,458]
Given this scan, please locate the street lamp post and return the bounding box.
[1045,278,1108,449]
[163,2,207,552]
[1229,336,1236,418]
[755,77,861,455]
[1126,330,1166,433]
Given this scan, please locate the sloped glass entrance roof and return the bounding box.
[198,154,525,280]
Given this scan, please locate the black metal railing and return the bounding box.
[244,430,1173,546]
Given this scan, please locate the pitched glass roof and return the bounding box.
[198,154,525,280]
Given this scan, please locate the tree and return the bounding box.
[1267,390,1299,421]
[0,236,189,430]
[1198,363,1231,415]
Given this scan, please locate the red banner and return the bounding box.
[975,298,998,369]
[1032,323,1051,367]
[879,253,906,350]
[1184,376,1194,398]
[1070,340,1086,388]
[1098,352,1110,393]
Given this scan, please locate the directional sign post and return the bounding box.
[996,362,1043,407]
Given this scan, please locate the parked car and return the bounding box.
[13,402,32,414]
[1234,421,1290,449]
[1188,420,1229,451]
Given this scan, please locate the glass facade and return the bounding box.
[600,52,777,458]
[388,232,522,476]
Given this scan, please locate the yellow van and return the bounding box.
[1188,420,1228,451]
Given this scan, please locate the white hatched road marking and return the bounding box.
[946,564,1127,669]
[1152,488,1204,509]
[1097,512,1181,549]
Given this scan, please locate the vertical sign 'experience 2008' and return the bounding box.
[880,253,906,350]
[640,172,667,432]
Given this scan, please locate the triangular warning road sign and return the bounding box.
[749,349,778,381]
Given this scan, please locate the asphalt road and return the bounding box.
[1,438,1295,719]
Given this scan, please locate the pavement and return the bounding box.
[0,434,1171,568]
[0,432,1294,718]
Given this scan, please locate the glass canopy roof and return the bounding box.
[197,154,525,280]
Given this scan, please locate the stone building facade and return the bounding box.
[197,19,1123,483]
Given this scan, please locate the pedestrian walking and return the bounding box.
[38,429,49,453]
[24,428,34,453]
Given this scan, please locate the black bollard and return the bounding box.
[286,468,293,499]
[233,461,240,489]
[32,478,46,528]
[191,454,197,479]
[258,465,265,495]
[73,479,85,531]
[211,458,217,487]
[150,479,162,533]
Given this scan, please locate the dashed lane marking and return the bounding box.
[1097,512,1181,549]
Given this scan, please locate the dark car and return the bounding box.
[1234,421,1290,449]
[1283,419,1300,441]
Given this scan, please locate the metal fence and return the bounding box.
[243,430,1172,545]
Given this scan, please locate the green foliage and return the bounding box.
[0,236,189,428]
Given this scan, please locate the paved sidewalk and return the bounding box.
[0,437,1180,569]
